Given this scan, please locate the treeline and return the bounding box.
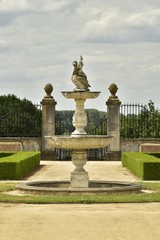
[0,94,41,137]
[121,100,160,138]
[0,95,160,138]
[0,95,106,137]
[55,109,106,135]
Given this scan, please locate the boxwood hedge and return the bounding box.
[122,152,160,180]
[0,151,40,180]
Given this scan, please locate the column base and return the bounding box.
[70,171,89,188]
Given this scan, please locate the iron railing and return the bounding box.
[0,104,42,137]
[120,103,160,139]
[55,114,107,160]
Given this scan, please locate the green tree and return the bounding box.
[120,100,160,139]
[138,100,160,138]
[0,94,41,137]
[55,109,107,135]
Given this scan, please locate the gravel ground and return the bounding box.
[0,203,160,240]
[1,161,159,240]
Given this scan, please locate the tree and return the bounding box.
[120,100,160,139]
[0,94,41,137]
[138,100,160,138]
[55,109,107,135]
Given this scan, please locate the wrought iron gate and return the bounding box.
[55,114,107,160]
[0,104,42,137]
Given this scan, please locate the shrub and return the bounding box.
[147,153,160,159]
[0,152,40,180]
[0,152,15,158]
[122,152,160,180]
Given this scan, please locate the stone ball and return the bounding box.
[44,83,53,96]
[108,83,118,96]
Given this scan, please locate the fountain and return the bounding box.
[17,56,141,195]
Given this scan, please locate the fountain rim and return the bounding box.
[45,135,113,149]
[46,135,112,138]
[17,180,142,195]
[61,91,101,99]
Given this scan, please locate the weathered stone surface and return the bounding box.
[106,85,121,160]
[41,84,57,160]
[46,135,112,149]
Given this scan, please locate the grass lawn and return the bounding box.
[0,182,160,204]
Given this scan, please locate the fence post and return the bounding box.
[41,83,57,160]
[106,83,121,161]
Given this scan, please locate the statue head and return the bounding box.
[72,61,77,67]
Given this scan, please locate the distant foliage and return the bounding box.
[0,94,41,137]
[120,100,160,138]
[0,95,106,137]
[55,109,107,135]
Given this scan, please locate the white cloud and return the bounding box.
[0,0,28,12]
[148,64,160,72]
[80,5,160,43]
[0,0,160,110]
[126,8,160,27]
[0,0,75,13]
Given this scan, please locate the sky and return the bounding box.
[0,0,160,111]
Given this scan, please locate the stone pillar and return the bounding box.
[106,83,121,161]
[41,83,57,160]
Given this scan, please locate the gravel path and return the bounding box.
[1,203,160,240]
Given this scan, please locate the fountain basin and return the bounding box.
[17,180,142,195]
[62,91,100,99]
[46,135,112,149]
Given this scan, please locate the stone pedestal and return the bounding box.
[41,84,57,160]
[72,99,87,135]
[62,91,100,136]
[70,150,89,188]
[106,84,121,161]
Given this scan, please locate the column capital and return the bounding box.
[41,97,57,106]
[106,98,121,106]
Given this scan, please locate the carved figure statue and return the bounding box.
[71,56,91,91]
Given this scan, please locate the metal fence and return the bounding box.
[55,114,107,160]
[120,103,160,139]
[1,101,160,158]
[0,104,42,137]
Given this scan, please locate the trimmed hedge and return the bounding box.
[0,152,40,180]
[0,152,15,158]
[147,153,160,159]
[122,152,160,180]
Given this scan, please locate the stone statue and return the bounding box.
[71,56,91,91]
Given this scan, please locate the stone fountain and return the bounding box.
[47,92,112,189]
[46,56,112,189]
[17,56,141,195]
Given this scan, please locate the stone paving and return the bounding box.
[25,160,140,182]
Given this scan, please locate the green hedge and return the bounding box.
[122,152,160,180]
[147,153,160,159]
[0,152,40,180]
[0,152,15,158]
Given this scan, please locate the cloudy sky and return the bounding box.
[0,0,160,111]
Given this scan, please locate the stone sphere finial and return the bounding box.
[108,83,118,99]
[44,83,53,96]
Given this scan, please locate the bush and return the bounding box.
[147,153,160,159]
[0,152,15,158]
[0,152,40,180]
[122,152,160,180]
